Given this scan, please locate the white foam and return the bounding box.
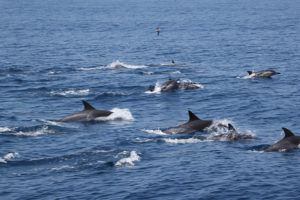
[142,129,167,135]
[247,150,264,153]
[115,151,140,167]
[50,165,74,171]
[40,120,63,126]
[141,71,154,75]
[205,119,233,134]
[12,126,55,137]
[105,60,147,70]
[0,127,11,132]
[145,81,162,94]
[170,70,181,74]
[50,89,90,96]
[92,149,114,153]
[95,108,134,121]
[48,71,60,75]
[133,137,154,143]
[0,152,20,163]
[163,138,204,144]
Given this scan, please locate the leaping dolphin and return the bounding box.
[163,111,213,134]
[58,100,112,122]
[247,69,280,78]
[265,128,300,152]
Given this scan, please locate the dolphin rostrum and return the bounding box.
[265,128,300,152]
[58,100,113,122]
[247,69,280,78]
[163,111,213,134]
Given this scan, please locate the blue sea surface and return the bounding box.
[1,0,300,199]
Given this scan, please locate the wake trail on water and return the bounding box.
[95,108,134,122]
[0,125,57,137]
[50,89,90,97]
[76,60,147,71]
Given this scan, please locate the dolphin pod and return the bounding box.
[56,101,300,152]
[58,100,112,122]
[54,67,300,153]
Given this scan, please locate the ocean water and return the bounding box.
[1,0,300,199]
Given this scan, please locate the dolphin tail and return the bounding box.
[82,100,96,110]
[282,127,295,138]
[247,71,253,75]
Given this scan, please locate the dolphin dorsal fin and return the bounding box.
[188,110,200,121]
[247,71,253,75]
[282,128,295,138]
[82,100,95,110]
[228,123,236,131]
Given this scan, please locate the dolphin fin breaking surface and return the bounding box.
[188,111,200,121]
[82,100,96,110]
[283,127,294,138]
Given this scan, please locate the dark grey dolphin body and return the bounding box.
[58,100,112,122]
[160,78,180,92]
[247,69,280,78]
[265,128,300,152]
[163,111,213,134]
[208,124,256,141]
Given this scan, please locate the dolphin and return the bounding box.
[247,69,280,78]
[163,111,213,134]
[208,124,256,141]
[265,128,300,152]
[58,100,112,122]
[160,78,180,92]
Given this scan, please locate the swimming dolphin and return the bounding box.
[208,124,256,141]
[163,111,213,134]
[265,128,300,152]
[160,78,180,92]
[247,69,280,78]
[58,100,112,122]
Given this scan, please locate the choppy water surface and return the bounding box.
[1,0,300,199]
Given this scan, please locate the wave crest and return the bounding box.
[50,89,90,97]
[0,125,56,137]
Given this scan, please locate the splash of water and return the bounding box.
[115,151,140,167]
[0,152,20,163]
